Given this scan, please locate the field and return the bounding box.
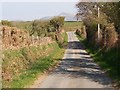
[63,21,83,31]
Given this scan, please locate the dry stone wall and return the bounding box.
[1,26,52,50]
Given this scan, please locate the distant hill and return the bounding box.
[40,16,52,20]
[58,12,77,21]
[40,12,82,21]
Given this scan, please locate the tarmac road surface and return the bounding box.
[35,31,113,88]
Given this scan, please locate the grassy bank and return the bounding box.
[3,42,65,88]
[57,31,68,48]
[76,33,120,87]
[3,32,68,88]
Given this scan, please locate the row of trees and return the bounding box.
[76,1,120,86]
[31,16,65,36]
[1,16,65,37]
[1,17,65,49]
[76,2,120,49]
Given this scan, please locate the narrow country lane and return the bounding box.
[35,31,113,88]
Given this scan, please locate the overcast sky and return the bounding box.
[2,1,79,21]
[1,0,119,21]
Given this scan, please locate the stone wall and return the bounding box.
[1,26,52,50]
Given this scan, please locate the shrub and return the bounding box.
[31,20,49,36]
[1,20,13,27]
[102,23,118,49]
[30,16,65,36]
[50,16,65,31]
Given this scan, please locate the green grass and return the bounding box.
[12,43,64,88]
[11,21,32,31]
[3,41,66,88]
[63,32,68,45]
[86,46,120,87]
[58,31,68,48]
[76,33,120,87]
[63,21,83,31]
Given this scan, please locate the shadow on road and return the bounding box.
[52,41,113,86]
[68,41,85,50]
[53,58,112,86]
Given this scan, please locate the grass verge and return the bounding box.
[58,31,68,48]
[3,31,68,88]
[76,33,120,87]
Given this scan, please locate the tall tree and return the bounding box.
[50,16,65,31]
[100,2,120,33]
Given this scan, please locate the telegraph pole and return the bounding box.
[98,6,100,41]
